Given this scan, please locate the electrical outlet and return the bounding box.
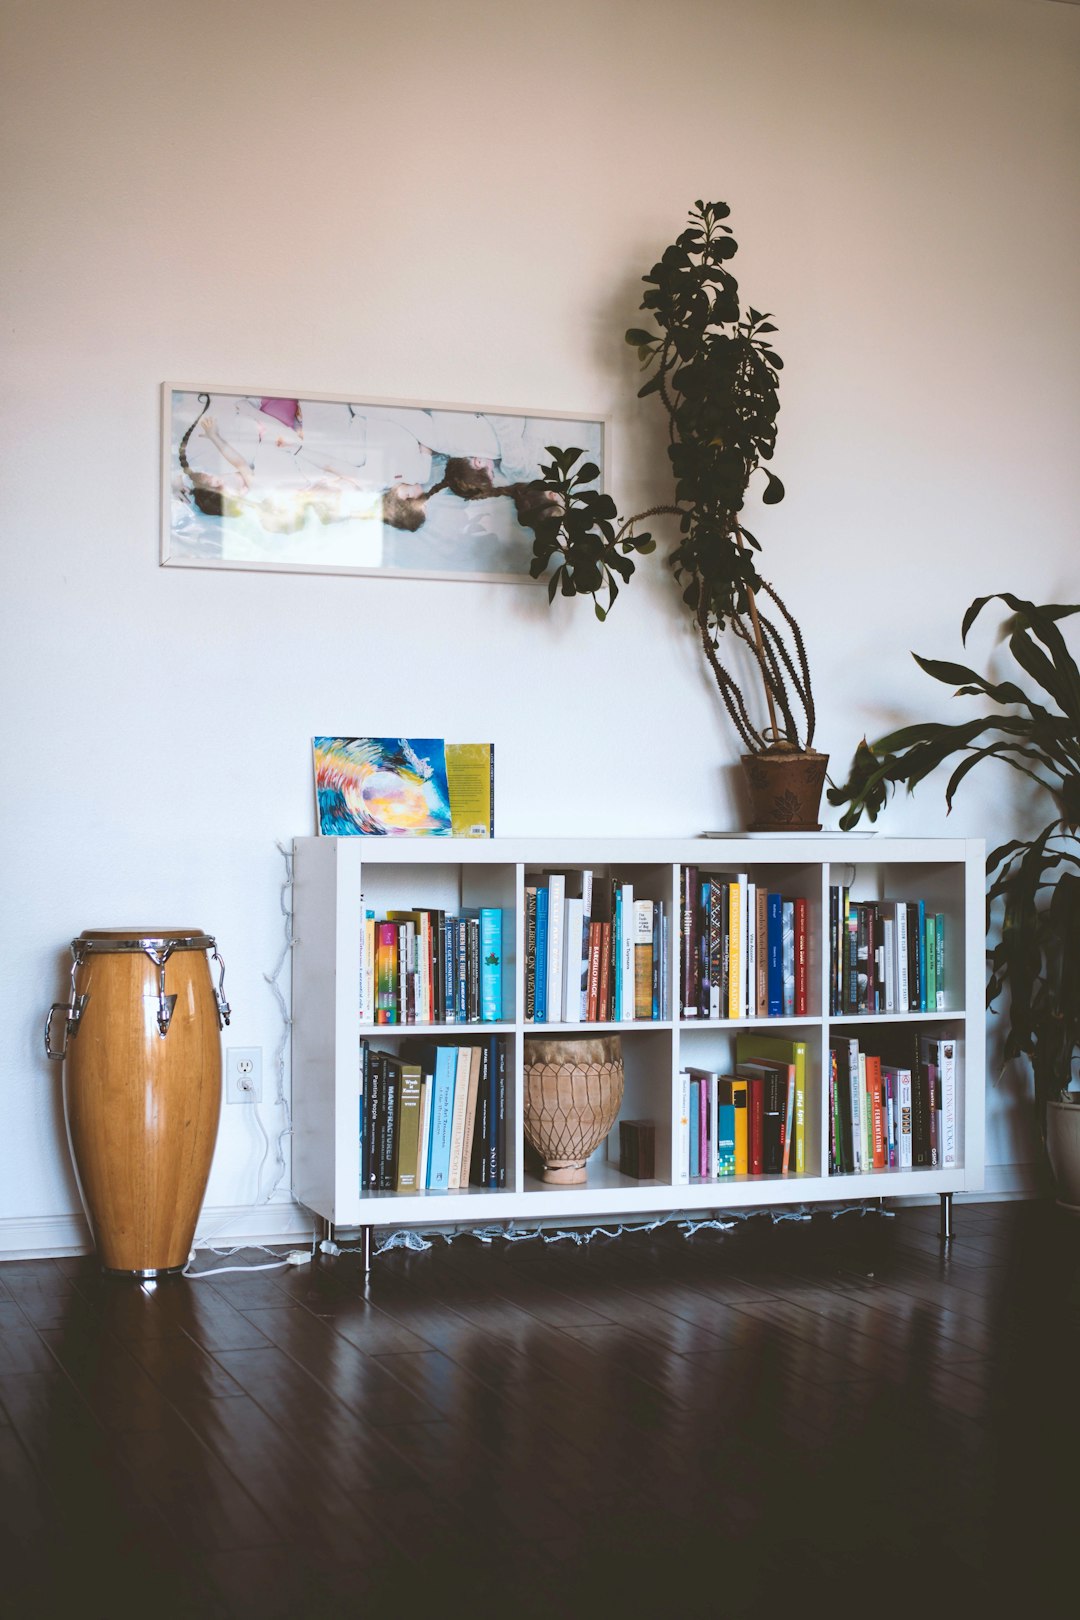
[226,1047,262,1103]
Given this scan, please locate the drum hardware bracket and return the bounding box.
[44,994,88,1061]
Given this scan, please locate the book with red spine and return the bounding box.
[868,1053,886,1168]
[794,896,808,1016]
[597,921,612,1022]
[748,1074,765,1174]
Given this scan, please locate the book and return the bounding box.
[736,1057,787,1174]
[782,899,795,1017]
[717,1076,748,1174]
[780,1067,795,1175]
[747,1074,765,1174]
[447,1046,473,1188]
[427,1045,457,1190]
[619,1119,655,1179]
[444,741,494,838]
[619,883,635,1022]
[737,1032,806,1175]
[534,885,549,1022]
[360,909,376,1024]
[688,1077,701,1177]
[745,882,757,1025]
[546,873,566,1023]
[524,888,537,1021]
[727,877,743,1019]
[394,1063,423,1190]
[562,896,585,1025]
[416,1071,433,1190]
[794,896,808,1017]
[935,913,946,1009]
[755,887,768,1016]
[681,865,698,1017]
[597,921,612,1024]
[479,908,502,1023]
[767,892,783,1017]
[717,1101,736,1177]
[459,1044,483,1186]
[634,899,654,1020]
[470,1048,490,1188]
[674,1071,690,1184]
[578,870,594,1019]
[359,1040,369,1189]
[867,1054,885,1170]
[375,922,398,1024]
[380,1055,400,1190]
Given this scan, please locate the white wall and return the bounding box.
[2,0,1077,1247]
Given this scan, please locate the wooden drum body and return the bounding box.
[45,930,230,1276]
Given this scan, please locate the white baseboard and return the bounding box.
[0,1165,1045,1262]
[0,1198,315,1262]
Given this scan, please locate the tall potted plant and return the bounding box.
[529,200,823,831]
[827,593,1080,1206]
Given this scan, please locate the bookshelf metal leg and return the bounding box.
[361,1225,373,1274]
[939,1192,953,1242]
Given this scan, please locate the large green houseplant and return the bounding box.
[827,593,1080,1201]
[529,200,824,830]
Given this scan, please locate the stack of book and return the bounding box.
[680,867,809,1020]
[829,887,946,1015]
[359,906,503,1025]
[675,1033,806,1181]
[523,871,668,1023]
[360,1036,507,1192]
[828,1030,956,1174]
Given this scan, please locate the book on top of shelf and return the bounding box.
[444,743,495,838]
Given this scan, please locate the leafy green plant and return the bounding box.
[828,593,1080,1119]
[529,200,815,756]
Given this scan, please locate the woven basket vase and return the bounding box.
[522,1035,624,1185]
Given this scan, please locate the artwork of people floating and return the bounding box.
[162,386,604,582]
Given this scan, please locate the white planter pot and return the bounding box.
[1045,1099,1080,1213]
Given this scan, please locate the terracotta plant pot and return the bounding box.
[741,748,829,832]
[522,1035,624,1185]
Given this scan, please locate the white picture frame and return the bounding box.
[160,382,607,584]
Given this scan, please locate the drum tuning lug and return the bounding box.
[157,994,178,1037]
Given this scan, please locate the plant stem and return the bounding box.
[733,520,779,743]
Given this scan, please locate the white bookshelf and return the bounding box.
[291,836,985,1244]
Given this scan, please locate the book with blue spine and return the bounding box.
[916,899,927,1010]
[480,908,502,1023]
[534,886,549,1021]
[426,1045,458,1190]
[767,892,783,1016]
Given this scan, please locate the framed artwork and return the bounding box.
[160,383,606,583]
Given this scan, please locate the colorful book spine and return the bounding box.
[782,900,795,1017]
[427,1046,457,1190]
[727,879,742,1019]
[375,923,398,1024]
[524,889,537,1021]
[534,887,549,1022]
[479,907,502,1023]
[935,913,946,1010]
[794,896,808,1017]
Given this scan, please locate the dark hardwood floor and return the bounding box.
[1,1200,1077,1618]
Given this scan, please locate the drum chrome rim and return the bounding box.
[72,934,217,953]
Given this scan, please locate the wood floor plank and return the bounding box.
[1,1201,1077,1615]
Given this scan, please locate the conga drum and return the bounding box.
[45,931,230,1276]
